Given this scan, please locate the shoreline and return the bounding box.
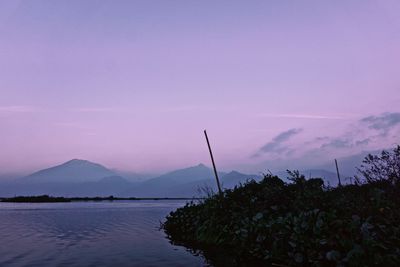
[0,195,204,203]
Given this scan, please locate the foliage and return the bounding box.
[1,196,198,202]
[163,148,400,266]
[1,195,71,203]
[356,145,400,184]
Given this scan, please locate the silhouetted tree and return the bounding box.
[356,145,400,184]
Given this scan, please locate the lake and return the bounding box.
[0,200,207,267]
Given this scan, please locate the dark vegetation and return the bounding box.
[1,195,71,203]
[163,146,400,266]
[0,195,202,203]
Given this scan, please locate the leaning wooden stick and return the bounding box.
[204,130,222,195]
[335,158,342,186]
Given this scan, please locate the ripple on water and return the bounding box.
[0,201,206,267]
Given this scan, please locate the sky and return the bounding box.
[0,0,399,175]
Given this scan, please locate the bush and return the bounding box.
[163,148,400,266]
[356,145,400,184]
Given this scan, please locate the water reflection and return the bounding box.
[0,201,206,267]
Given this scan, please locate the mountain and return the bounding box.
[1,160,348,198]
[302,169,342,186]
[220,171,261,189]
[0,159,131,197]
[64,176,132,197]
[0,160,278,197]
[23,159,117,183]
[0,176,132,197]
[144,163,217,185]
[121,166,260,198]
[317,150,383,177]
[166,171,261,197]
[121,164,227,197]
[0,173,23,182]
[98,175,129,184]
[274,169,350,186]
[112,170,156,182]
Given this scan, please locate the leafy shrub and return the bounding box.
[163,148,400,266]
[356,145,400,184]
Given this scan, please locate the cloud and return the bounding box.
[162,105,218,112]
[270,128,303,144]
[355,138,371,146]
[361,112,400,135]
[0,106,42,118]
[0,105,39,113]
[258,113,346,120]
[321,138,352,149]
[320,136,371,150]
[72,106,220,114]
[252,128,302,157]
[318,112,400,150]
[72,107,122,112]
[249,111,399,172]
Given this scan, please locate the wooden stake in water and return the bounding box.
[335,159,342,186]
[204,130,222,195]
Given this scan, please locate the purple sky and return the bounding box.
[0,0,399,175]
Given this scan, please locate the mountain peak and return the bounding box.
[64,159,91,165]
[196,163,208,168]
[62,159,105,168]
[24,159,117,183]
[225,170,242,176]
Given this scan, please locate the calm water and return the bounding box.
[0,201,206,267]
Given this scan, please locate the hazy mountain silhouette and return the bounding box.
[112,170,156,182]
[0,160,131,197]
[23,159,117,183]
[66,176,132,196]
[121,164,227,197]
[144,163,219,185]
[0,159,362,197]
[301,169,343,186]
[274,168,352,187]
[220,171,261,188]
[162,170,261,197]
[317,150,382,177]
[0,173,22,182]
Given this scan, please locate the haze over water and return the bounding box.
[0,200,205,267]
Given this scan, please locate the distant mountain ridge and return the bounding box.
[221,171,261,188]
[121,163,226,197]
[0,158,358,197]
[0,159,258,197]
[23,159,117,183]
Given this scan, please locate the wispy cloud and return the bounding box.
[320,137,353,149]
[360,112,400,136]
[160,105,223,113]
[0,105,39,113]
[355,138,371,146]
[252,128,302,158]
[316,112,400,150]
[249,111,399,172]
[71,107,124,113]
[258,113,346,120]
[72,105,229,114]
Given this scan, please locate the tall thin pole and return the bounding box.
[335,159,342,187]
[204,130,222,195]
